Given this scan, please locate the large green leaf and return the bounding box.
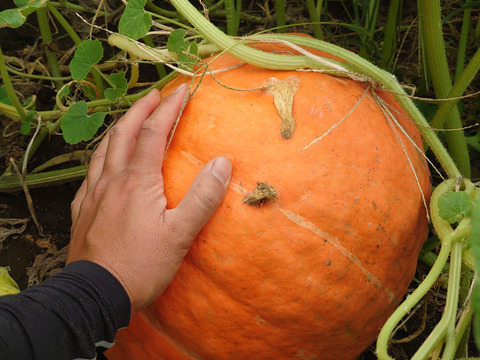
[70,39,103,82]
[61,101,105,144]
[118,0,152,40]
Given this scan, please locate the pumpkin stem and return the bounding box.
[266,76,299,139]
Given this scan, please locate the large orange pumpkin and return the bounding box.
[107,39,431,360]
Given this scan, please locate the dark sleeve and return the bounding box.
[0,260,131,360]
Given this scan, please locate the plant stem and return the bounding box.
[0,45,27,122]
[146,1,177,19]
[430,46,480,130]
[455,0,472,82]
[306,0,323,39]
[412,240,463,360]
[0,166,86,193]
[47,2,105,95]
[224,0,239,35]
[381,0,401,68]
[36,7,64,90]
[142,35,167,78]
[46,2,81,44]
[51,0,108,16]
[454,267,473,358]
[275,0,286,32]
[418,0,470,178]
[6,65,72,81]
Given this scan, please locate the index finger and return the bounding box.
[129,83,189,173]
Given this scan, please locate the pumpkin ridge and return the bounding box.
[277,208,397,303]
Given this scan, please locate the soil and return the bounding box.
[1,1,479,359]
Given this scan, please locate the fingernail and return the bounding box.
[172,83,188,94]
[211,157,232,185]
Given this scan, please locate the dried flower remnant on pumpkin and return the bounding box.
[243,182,277,206]
[265,76,299,139]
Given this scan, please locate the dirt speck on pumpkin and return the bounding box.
[243,182,277,206]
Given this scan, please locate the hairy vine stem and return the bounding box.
[169,0,461,179]
[376,178,473,359]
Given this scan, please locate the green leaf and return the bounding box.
[118,0,152,40]
[0,87,13,105]
[70,39,103,82]
[167,29,188,53]
[104,72,127,102]
[0,267,20,296]
[470,191,480,350]
[0,0,45,28]
[16,0,45,16]
[438,191,472,223]
[20,111,35,135]
[0,9,26,28]
[167,29,198,69]
[61,101,105,144]
[57,84,70,99]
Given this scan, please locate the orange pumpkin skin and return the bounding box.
[107,40,431,360]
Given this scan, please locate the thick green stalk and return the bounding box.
[430,46,480,130]
[36,7,63,90]
[46,2,81,44]
[275,0,286,32]
[411,241,463,360]
[455,0,472,82]
[476,16,480,40]
[306,0,323,39]
[381,0,401,67]
[0,45,27,122]
[454,267,473,358]
[360,0,379,59]
[224,0,239,35]
[418,0,470,178]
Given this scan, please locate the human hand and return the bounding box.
[67,85,232,314]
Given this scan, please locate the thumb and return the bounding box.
[171,156,232,241]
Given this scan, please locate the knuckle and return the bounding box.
[191,182,221,212]
[108,123,129,138]
[139,119,160,137]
